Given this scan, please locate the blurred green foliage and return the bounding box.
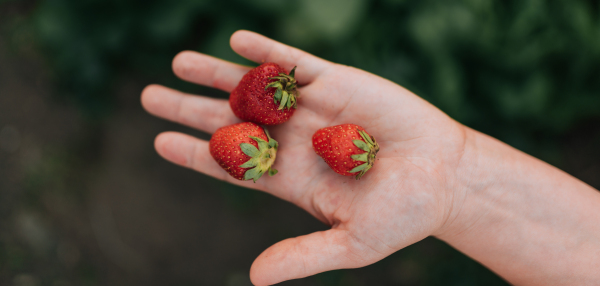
[2,0,600,285]
[18,1,600,133]
[5,0,598,156]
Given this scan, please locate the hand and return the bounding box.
[141,30,472,285]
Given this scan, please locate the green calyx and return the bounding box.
[238,129,279,182]
[264,66,299,110]
[349,130,380,180]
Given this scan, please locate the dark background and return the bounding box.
[1,0,599,285]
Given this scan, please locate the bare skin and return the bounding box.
[141,30,600,285]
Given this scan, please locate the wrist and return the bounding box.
[433,125,529,240]
[432,125,600,285]
[433,126,491,239]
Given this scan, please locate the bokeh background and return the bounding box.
[1,0,599,285]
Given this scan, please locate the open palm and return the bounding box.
[142,30,469,285]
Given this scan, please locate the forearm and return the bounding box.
[438,128,600,285]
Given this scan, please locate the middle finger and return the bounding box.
[172,51,251,92]
[141,84,240,134]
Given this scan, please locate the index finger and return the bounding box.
[230,30,332,84]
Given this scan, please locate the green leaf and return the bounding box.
[351,153,368,162]
[240,143,260,157]
[244,167,258,181]
[250,136,269,151]
[268,138,278,149]
[265,81,282,90]
[278,91,289,110]
[239,158,258,168]
[367,136,375,145]
[289,66,296,78]
[353,140,370,151]
[349,163,368,173]
[254,170,265,182]
[274,88,282,102]
[249,136,267,144]
[291,95,297,108]
[244,167,265,182]
[268,168,278,176]
[354,164,373,180]
[358,130,374,145]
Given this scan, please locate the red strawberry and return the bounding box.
[312,124,379,179]
[209,122,278,182]
[229,63,299,125]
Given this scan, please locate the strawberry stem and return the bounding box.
[349,130,380,180]
[265,66,299,110]
[239,128,279,182]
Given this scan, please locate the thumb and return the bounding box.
[249,229,378,286]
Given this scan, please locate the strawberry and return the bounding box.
[209,122,278,182]
[229,63,299,125]
[312,124,379,179]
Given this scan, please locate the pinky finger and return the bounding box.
[154,132,264,190]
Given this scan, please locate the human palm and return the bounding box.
[142,30,469,285]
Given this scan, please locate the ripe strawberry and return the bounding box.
[229,63,299,125]
[312,124,379,179]
[209,122,278,182]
